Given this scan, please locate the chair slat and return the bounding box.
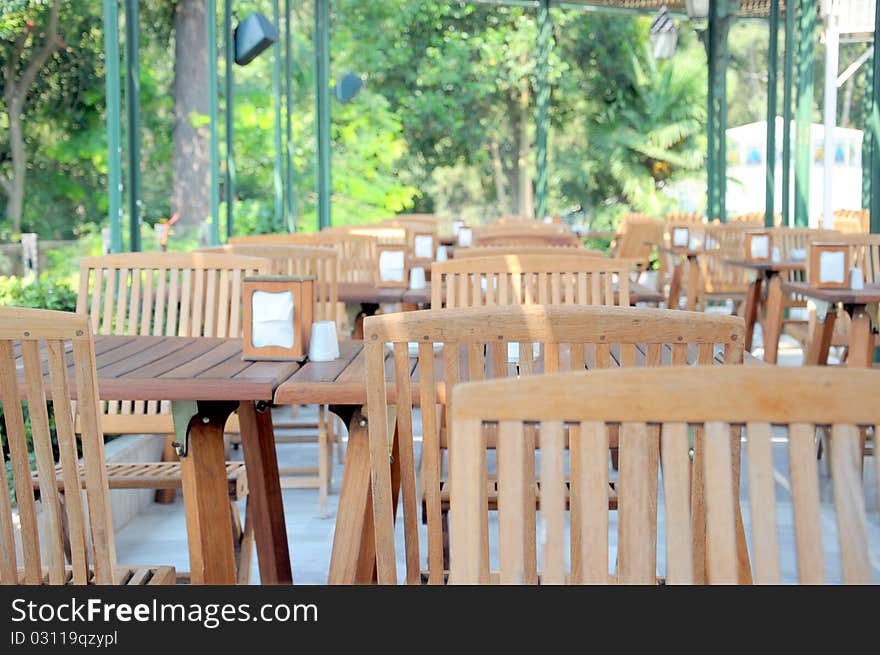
[570,421,609,584]
[540,420,566,585]
[418,341,444,584]
[703,421,738,584]
[660,422,693,584]
[617,422,654,584]
[745,422,781,584]
[22,341,66,584]
[497,420,526,584]
[788,423,825,584]
[392,345,420,584]
[829,424,871,584]
[449,417,485,584]
[46,341,90,584]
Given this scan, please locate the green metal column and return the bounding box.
[870,0,880,232]
[224,0,235,239]
[794,0,815,228]
[103,0,123,253]
[781,0,795,226]
[124,0,141,251]
[272,0,284,232]
[707,1,732,222]
[764,0,779,228]
[535,0,551,221]
[315,0,331,230]
[862,51,873,211]
[207,0,220,245]
[284,0,296,231]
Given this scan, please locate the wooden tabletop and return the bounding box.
[43,335,302,401]
[780,282,880,305]
[337,282,430,305]
[725,259,807,272]
[274,340,761,407]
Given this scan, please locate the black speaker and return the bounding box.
[234,13,277,66]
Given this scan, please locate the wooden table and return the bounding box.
[48,335,299,585]
[776,283,880,367]
[659,247,703,311]
[274,342,761,584]
[725,259,806,363]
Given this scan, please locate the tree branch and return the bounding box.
[16,0,62,98]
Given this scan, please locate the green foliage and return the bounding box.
[0,273,77,312]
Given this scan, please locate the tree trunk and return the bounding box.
[172,0,211,227]
[517,78,534,218]
[490,139,508,214]
[0,0,60,233]
[3,95,25,231]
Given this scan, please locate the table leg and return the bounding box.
[742,276,763,352]
[846,306,874,368]
[177,402,238,585]
[762,275,784,365]
[804,309,837,366]
[667,259,683,310]
[686,256,700,312]
[238,401,293,585]
[328,408,374,584]
[353,303,380,340]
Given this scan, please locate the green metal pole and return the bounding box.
[103,0,123,253]
[224,0,235,240]
[718,7,730,223]
[124,0,141,251]
[272,0,284,232]
[535,0,551,221]
[794,0,815,228]
[862,53,873,211]
[284,0,296,232]
[781,0,795,226]
[207,0,220,245]
[870,0,880,233]
[706,6,717,221]
[764,0,779,228]
[315,0,331,230]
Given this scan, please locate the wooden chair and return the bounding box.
[473,223,582,249]
[833,209,870,234]
[0,307,175,585]
[362,304,746,584]
[610,216,664,271]
[196,244,342,511]
[448,366,880,585]
[72,252,272,582]
[228,232,380,331]
[197,243,339,325]
[453,246,604,259]
[430,255,636,310]
[698,224,753,310]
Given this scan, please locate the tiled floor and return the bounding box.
[113,323,880,584]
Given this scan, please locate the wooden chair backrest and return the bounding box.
[833,209,869,234]
[612,216,663,266]
[77,252,271,339]
[726,212,765,224]
[430,255,636,309]
[324,224,409,247]
[769,228,839,259]
[664,212,703,223]
[228,232,378,284]
[836,233,880,285]
[76,252,271,428]
[362,304,745,584]
[196,244,339,323]
[699,225,752,292]
[453,246,604,259]
[448,366,880,585]
[0,308,116,584]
